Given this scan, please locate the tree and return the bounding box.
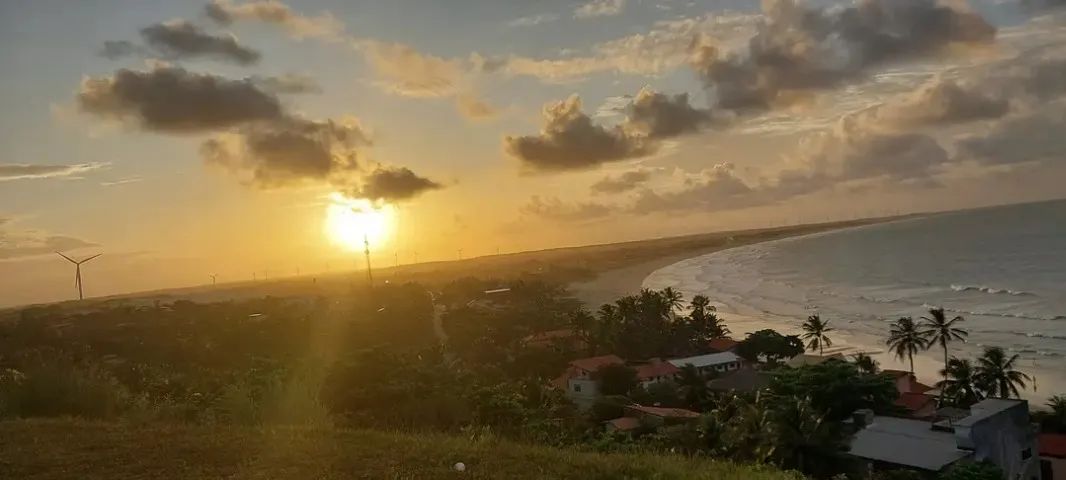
[771,396,847,477]
[1039,395,1066,433]
[852,353,879,375]
[676,364,711,409]
[769,360,899,421]
[593,364,639,396]
[975,346,1030,398]
[688,295,729,341]
[660,287,685,313]
[736,329,804,364]
[938,462,1003,480]
[801,315,833,356]
[937,357,983,408]
[921,307,967,384]
[886,317,928,374]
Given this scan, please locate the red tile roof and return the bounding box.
[707,337,738,352]
[626,404,701,419]
[1040,433,1066,459]
[607,417,641,431]
[570,354,624,373]
[895,392,936,415]
[634,359,680,380]
[882,369,911,378]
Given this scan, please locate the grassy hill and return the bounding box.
[0,419,800,480]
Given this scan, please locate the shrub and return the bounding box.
[0,356,131,419]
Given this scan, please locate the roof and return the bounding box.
[668,351,741,369]
[1040,433,1066,459]
[895,392,936,416]
[707,337,738,352]
[787,353,845,367]
[954,398,1024,427]
[626,404,701,419]
[606,417,641,431]
[633,359,680,380]
[570,354,624,373]
[523,328,581,346]
[848,416,971,470]
[708,367,769,392]
[884,370,934,394]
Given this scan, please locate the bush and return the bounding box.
[939,462,1003,480]
[0,356,131,419]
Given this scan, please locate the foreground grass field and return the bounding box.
[0,419,799,480]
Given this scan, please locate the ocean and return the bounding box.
[644,199,1066,402]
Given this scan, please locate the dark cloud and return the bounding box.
[956,104,1066,166]
[139,20,260,65]
[691,0,996,111]
[0,224,97,260]
[347,166,443,202]
[521,196,613,221]
[200,116,368,187]
[628,163,758,214]
[99,40,141,60]
[590,168,656,194]
[623,87,715,138]
[77,65,283,132]
[0,163,106,181]
[882,78,1008,125]
[249,73,322,94]
[505,95,652,172]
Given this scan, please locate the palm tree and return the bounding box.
[886,317,929,374]
[801,315,833,355]
[1043,395,1066,433]
[937,357,982,407]
[852,353,879,375]
[660,287,685,313]
[921,307,967,383]
[975,346,1031,398]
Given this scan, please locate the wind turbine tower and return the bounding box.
[56,252,101,301]
[363,234,374,287]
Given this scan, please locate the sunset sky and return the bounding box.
[2,0,1065,306]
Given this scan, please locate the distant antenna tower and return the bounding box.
[55,251,101,301]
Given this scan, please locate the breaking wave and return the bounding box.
[950,284,1035,297]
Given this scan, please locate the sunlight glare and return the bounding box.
[325,193,393,251]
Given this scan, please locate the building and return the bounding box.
[605,404,701,433]
[552,355,679,408]
[1040,433,1066,480]
[848,399,1041,479]
[881,370,938,419]
[706,337,739,353]
[668,351,742,376]
[707,366,770,393]
[786,352,845,368]
[632,358,680,388]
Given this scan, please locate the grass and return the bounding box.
[0,419,800,480]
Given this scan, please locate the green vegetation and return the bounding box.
[801,315,833,356]
[0,419,801,480]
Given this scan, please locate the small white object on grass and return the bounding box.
[453,462,466,472]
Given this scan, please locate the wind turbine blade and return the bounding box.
[56,251,76,263]
[79,253,103,264]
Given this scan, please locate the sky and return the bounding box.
[1,0,1065,307]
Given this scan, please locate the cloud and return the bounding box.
[0,162,107,181]
[874,77,1009,126]
[628,163,758,214]
[499,13,758,82]
[76,65,283,133]
[623,86,715,138]
[504,95,653,172]
[357,40,463,98]
[249,73,322,94]
[507,13,560,27]
[200,115,368,187]
[575,0,626,19]
[204,0,343,40]
[690,0,996,112]
[0,221,97,260]
[590,168,658,194]
[138,20,260,65]
[100,177,144,187]
[455,93,498,120]
[956,103,1066,166]
[346,166,443,202]
[99,40,140,60]
[521,196,613,221]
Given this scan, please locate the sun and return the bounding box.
[325,193,393,251]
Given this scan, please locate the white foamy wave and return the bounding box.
[1026,332,1066,341]
[950,284,1035,297]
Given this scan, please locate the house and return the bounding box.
[707,367,770,393]
[883,370,938,419]
[706,337,739,353]
[1041,433,1066,480]
[552,355,679,408]
[848,399,1041,479]
[668,351,742,376]
[786,352,845,368]
[605,404,701,433]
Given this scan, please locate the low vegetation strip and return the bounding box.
[0,419,799,480]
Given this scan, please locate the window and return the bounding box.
[1021,447,1031,460]
[573,384,582,393]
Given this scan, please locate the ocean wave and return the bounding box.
[1026,332,1066,341]
[950,284,1036,297]
[930,304,1065,322]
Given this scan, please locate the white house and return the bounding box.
[667,351,742,376]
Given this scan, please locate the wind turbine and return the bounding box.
[56,251,101,301]
[209,274,217,286]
